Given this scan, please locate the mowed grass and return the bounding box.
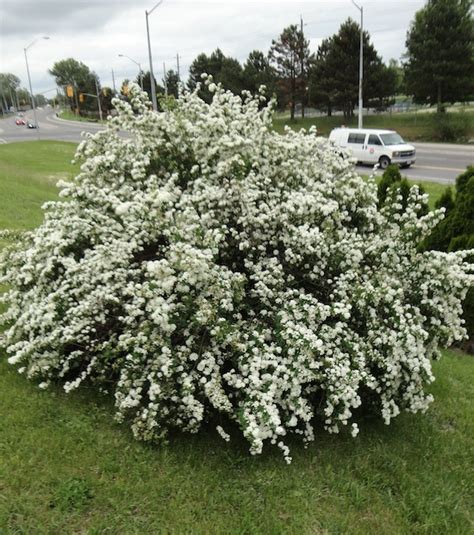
[0,141,473,533]
[1,350,473,534]
[273,110,474,141]
[59,109,105,123]
[0,141,78,232]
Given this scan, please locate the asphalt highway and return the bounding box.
[1,107,472,185]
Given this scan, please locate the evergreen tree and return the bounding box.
[269,25,313,120]
[388,59,406,96]
[310,19,395,117]
[423,166,474,351]
[242,50,277,104]
[188,49,244,102]
[308,39,334,116]
[139,71,164,103]
[405,0,474,111]
[162,69,180,98]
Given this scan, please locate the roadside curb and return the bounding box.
[47,114,104,128]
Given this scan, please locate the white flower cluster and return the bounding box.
[1,81,472,462]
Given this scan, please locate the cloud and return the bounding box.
[0,0,135,37]
[0,0,425,94]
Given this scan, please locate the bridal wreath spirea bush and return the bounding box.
[1,80,472,462]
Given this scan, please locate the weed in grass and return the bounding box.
[49,477,94,512]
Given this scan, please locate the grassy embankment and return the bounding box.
[59,109,105,123]
[273,110,474,142]
[0,141,472,533]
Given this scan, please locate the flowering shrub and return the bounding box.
[1,80,472,462]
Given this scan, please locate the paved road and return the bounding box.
[0,107,104,144]
[356,142,473,185]
[1,108,473,184]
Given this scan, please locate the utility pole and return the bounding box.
[176,53,180,79]
[94,77,103,121]
[145,0,164,111]
[163,61,168,96]
[111,69,117,94]
[352,0,364,128]
[72,78,80,114]
[24,36,49,138]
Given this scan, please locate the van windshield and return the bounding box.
[380,133,405,145]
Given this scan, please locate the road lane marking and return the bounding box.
[415,165,465,172]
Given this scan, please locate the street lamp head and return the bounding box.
[147,0,164,16]
[25,35,50,51]
[118,54,124,57]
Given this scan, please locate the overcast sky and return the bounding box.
[0,0,425,95]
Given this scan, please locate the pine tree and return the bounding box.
[310,19,394,118]
[269,25,313,120]
[405,0,474,111]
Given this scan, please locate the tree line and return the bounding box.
[2,0,472,119]
[184,19,401,121]
[0,73,47,113]
[185,0,472,118]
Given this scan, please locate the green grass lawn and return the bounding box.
[0,141,77,232]
[1,349,473,533]
[59,109,105,123]
[273,111,474,142]
[0,141,472,533]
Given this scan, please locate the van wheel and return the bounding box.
[379,156,390,170]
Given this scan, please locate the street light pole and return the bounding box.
[145,0,163,111]
[24,36,49,138]
[118,54,143,90]
[352,0,363,128]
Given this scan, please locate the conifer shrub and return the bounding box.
[1,81,472,461]
[424,166,474,351]
[377,165,428,217]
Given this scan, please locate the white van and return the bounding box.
[329,128,416,169]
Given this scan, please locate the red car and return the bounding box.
[15,118,26,125]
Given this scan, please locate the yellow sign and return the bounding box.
[122,84,129,96]
[66,85,74,98]
[79,93,85,103]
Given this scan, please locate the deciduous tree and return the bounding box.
[0,72,21,111]
[49,58,99,113]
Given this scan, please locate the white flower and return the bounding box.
[115,202,132,216]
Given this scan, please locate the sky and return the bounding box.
[0,0,426,95]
